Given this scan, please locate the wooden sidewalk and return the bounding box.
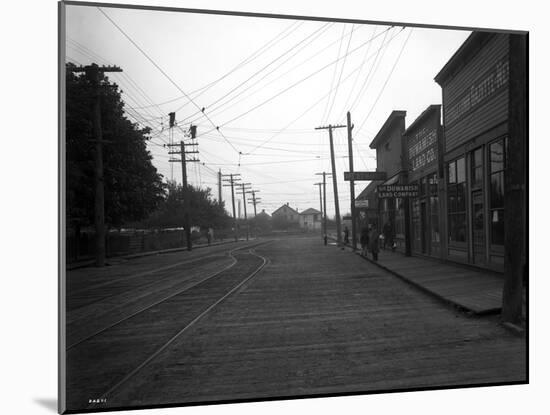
[359,250,504,314]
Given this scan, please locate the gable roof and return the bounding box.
[404,105,441,136]
[272,204,299,216]
[299,208,321,216]
[369,110,407,149]
[434,32,494,85]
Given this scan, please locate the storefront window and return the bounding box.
[447,157,467,243]
[489,138,506,245]
[472,147,483,188]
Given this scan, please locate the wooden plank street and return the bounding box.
[66,235,526,411]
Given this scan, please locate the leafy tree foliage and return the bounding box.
[140,181,231,230]
[66,63,165,229]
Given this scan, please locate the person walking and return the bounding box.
[343,226,350,245]
[382,222,391,250]
[360,226,369,256]
[369,225,380,261]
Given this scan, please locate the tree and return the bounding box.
[140,181,232,230]
[65,63,165,230]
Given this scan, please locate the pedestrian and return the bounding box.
[383,222,391,249]
[343,226,350,245]
[369,225,380,261]
[360,226,369,256]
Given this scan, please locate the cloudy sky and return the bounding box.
[65,3,470,217]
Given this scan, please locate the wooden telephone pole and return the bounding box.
[346,112,358,250]
[314,182,323,235]
[237,182,252,241]
[68,63,122,267]
[315,124,346,247]
[315,172,332,244]
[222,174,241,242]
[168,136,199,251]
[247,190,261,217]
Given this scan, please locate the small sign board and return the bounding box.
[355,199,369,208]
[344,171,387,181]
[377,184,419,198]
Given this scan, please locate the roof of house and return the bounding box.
[272,204,299,216]
[403,105,441,136]
[434,32,494,85]
[369,110,407,149]
[299,208,321,216]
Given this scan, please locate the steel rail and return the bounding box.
[96,245,271,403]
[68,241,271,350]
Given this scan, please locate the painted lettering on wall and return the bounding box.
[408,127,437,172]
[445,58,509,126]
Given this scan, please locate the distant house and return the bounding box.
[272,203,300,223]
[298,208,322,231]
[256,209,271,219]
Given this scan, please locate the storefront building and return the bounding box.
[435,32,511,271]
[367,110,408,251]
[404,105,445,258]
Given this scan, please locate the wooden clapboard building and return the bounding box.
[404,105,445,258]
[368,110,408,251]
[435,31,514,271]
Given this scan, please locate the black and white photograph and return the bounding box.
[5,0,550,413]
[55,1,532,413]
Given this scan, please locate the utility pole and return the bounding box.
[168,137,199,251]
[314,182,323,235]
[68,63,122,267]
[315,124,346,247]
[218,169,222,205]
[222,173,241,242]
[346,112,358,251]
[248,190,261,217]
[315,172,332,245]
[237,183,252,241]
[502,33,527,326]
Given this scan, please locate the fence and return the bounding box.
[66,228,231,263]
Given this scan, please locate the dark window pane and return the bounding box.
[473,166,483,188]
[456,213,467,242]
[449,213,467,243]
[490,140,504,172]
[456,157,466,183]
[448,186,457,212]
[490,172,504,208]
[491,209,505,245]
[457,183,466,211]
[448,161,456,184]
[474,147,483,168]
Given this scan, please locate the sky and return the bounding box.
[64,3,471,218]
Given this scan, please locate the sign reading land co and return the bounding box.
[377,184,419,198]
[344,171,387,181]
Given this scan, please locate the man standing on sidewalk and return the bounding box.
[369,225,380,261]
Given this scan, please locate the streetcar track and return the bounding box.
[96,246,270,403]
[68,240,266,298]
[67,241,271,350]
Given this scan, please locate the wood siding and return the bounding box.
[442,34,509,152]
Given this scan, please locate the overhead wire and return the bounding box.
[356,28,413,134]
[97,7,242,156]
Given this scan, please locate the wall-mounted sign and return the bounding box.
[344,171,387,181]
[355,200,369,208]
[377,184,419,198]
[445,57,509,126]
[408,127,437,172]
